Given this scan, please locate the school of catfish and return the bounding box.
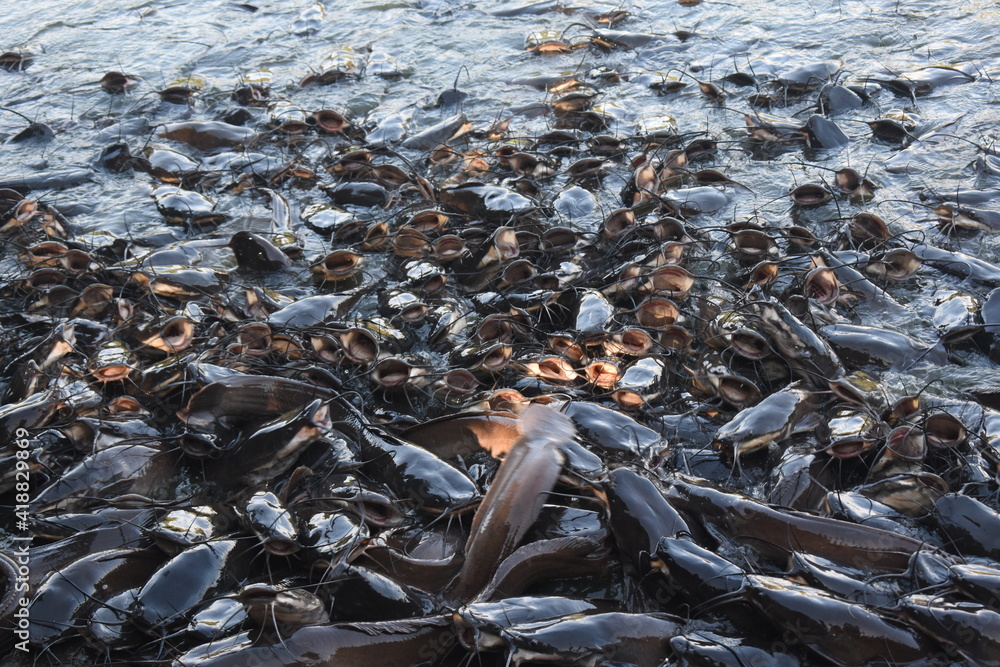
[3,1,1000,665]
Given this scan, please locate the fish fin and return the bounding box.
[336,615,451,636]
[789,412,823,435]
[517,403,575,448]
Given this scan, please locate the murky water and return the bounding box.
[3,0,1000,664]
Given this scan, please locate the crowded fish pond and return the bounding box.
[3,0,1000,664]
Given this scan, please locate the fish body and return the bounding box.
[713,381,819,457]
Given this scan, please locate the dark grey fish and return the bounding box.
[446,404,572,603]
[268,292,367,327]
[0,168,93,192]
[400,112,469,150]
[912,242,1000,284]
[819,323,947,370]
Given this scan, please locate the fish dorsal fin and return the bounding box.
[517,403,576,449]
[790,411,823,435]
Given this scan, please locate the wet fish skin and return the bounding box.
[324,181,388,207]
[156,120,258,150]
[787,551,896,607]
[665,475,950,572]
[401,410,521,459]
[824,249,909,314]
[361,527,459,593]
[819,323,947,370]
[931,494,1000,560]
[151,506,228,554]
[933,291,982,344]
[244,491,300,555]
[769,447,831,511]
[238,584,329,636]
[177,375,339,430]
[171,615,455,667]
[28,523,152,591]
[228,231,290,271]
[651,537,746,604]
[401,112,470,150]
[745,575,936,665]
[84,586,146,650]
[604,466,691,575]
[446,404,572,603]
[671,631,799,667]
[502,611,683,667]
[301,511,368,581]
[949,562,1000,610]
[353,417,481,514]
[712,380,819,458]
[823,490,913,534]
[316,564,436,620]
[267,292,369,328]
[0,168,93,192]
[0,390,65,442]
[911,243,1000,284]
[28,547,163,648]
[746,297,844,386]
[454,595,605,651]
[895,595,1000,667]
[565,401,663,461]
[31,443,172,513]
[131,539,250,635]
[301,472,407,527]
[366,110,413,146]
[478,536,608,601]
[879,65,975,97]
